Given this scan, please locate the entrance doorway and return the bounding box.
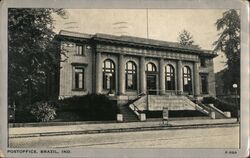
[146,74,157,95]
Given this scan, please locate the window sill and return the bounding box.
[74,54,86,57]
[72,88,86,91]
[201,93,209,95]
[126,89,137,92]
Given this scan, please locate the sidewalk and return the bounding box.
[9,118,238,138]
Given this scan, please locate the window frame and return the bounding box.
[102,59,116,90]
[146,62,157,72]
[183,66,192,93]
[200,74,209,94]
[125,61,137,90]
[72,66,85,91]
[165,64,175,91]
[75,44,85,56]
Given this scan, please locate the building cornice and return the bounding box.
[57,30,217,58]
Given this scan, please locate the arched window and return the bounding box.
[165,65,175,90]
[183,66,192,93]
[146,62,157,72]
[125,61,137,90]
[103,59,115,90]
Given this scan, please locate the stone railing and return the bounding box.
[182,97,209,115]
[128,95,147,121]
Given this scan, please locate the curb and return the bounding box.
[9,122,239,139]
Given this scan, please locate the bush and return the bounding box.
[202,97,239,117]
[30,101,57,122]
[58,94,118,121]
[15,109,37,123]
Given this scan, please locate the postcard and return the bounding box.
[0,0,249,157]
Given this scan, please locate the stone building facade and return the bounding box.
[56,30,216,100]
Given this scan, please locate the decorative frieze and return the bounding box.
[96,44,199,61]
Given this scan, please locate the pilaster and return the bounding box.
[95,52,102,93]
[159,58,165,95]
[140,56,146,94]
[119,54,125,95]
[177,60,183,94]
[194,62,200,97]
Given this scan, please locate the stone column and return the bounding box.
[177,60,183,94]
[140,56,146,94]
[95,52,102,93]
[119,54,125,95]
[194,61,200,97]
[159,58,165,95]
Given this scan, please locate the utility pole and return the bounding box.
[146,8,149,39]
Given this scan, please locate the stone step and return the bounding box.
[118,105,138,122]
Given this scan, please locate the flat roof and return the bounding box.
[59,30,216,57]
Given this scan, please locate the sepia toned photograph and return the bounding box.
[0,0,249,158]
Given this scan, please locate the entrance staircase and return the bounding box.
[118,103,139,122]
[124,94,229,121]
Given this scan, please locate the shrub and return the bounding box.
[14,109,37,123]
[202,97,239,117]
[30,101,57,122]
[58,94,118,121]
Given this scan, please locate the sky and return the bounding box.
[53,9,228,73]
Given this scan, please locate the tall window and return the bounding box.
[165,65,175,90]
[103,59,115,90]
[183,66,192,93]
[201,74,208,94]
[76,45,84,55]
[74,67,84,89]
[146,62,157,72]
[200,58,206,67]
[125,61,137,90]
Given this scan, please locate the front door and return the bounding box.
[146,74,157,95]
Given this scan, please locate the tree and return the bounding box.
[8,9,66,107]
[213,9,240,94]
[178,29,195,46]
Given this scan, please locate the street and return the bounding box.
[9,125,239,148]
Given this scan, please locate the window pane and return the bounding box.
[106,75,110,89]
[78,73,83,88]
[127,74,133,88]
[167,65,170,72]
[148,64,152,71]
[165,65,175,90]
[184,78,188,85]
[126,61,137,90]
[103,60,115,90]
[76,45,83,55]
[183,67,187,73]
[106,62,111,68]
[147,63,156,72]
[166,76,171,81]
[127,62,132,69]
[152,65,155,71]
[75,73,79,88]
[183,66,192,93]
[201,75,208,94]
[74,67,84,89]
